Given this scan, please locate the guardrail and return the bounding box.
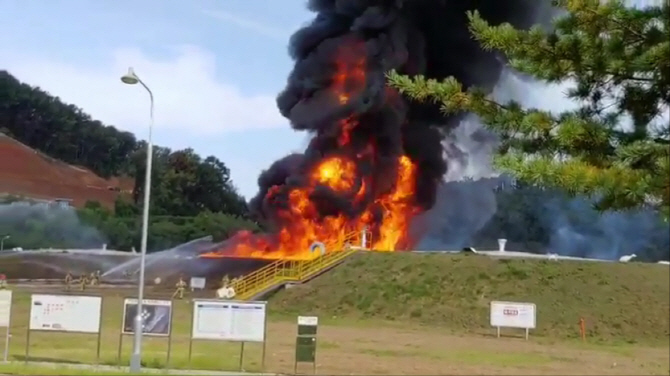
[230,231,363,300]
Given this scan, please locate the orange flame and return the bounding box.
[200,36,419,260]
[312,157,357,192]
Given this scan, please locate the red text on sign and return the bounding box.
[503,308,519,316]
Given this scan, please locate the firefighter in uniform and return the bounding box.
[89,270,100,286]
[79,273,89,291]
[64,272,73,291]
[216,275,236,299]
[172,275,187,299]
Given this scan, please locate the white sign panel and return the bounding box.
[190,277,206,290]
[298,316,318,326]
[490,301,536,329]
[29,294,102,333]
[122,299,173,336]
[0,290,12,327]
[192,300,266,342]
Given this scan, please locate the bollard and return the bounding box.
[498,238,507,252]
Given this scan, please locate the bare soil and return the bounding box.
[264,322,669,375]
[0,134,133,208]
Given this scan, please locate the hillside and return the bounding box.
[271,252,670,344]
[0,133,133,208]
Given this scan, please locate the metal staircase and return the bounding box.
[229,229,368,300]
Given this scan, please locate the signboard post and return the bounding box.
[294,316,318,374]
[188,299,267,372]
[490,301,536,340]
[117,298,173,367]
[0,290,12,362]
[25,294,103,363]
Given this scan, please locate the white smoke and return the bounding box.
[0,200,107,249]
[415,70,553,250]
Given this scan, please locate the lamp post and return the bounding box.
[120,67,154,373]
[0,236,9,251]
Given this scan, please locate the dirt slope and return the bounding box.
[270,252,670,344]
[0,134,133,208]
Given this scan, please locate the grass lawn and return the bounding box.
[4,288,266,373]
[0,362,147,375]
[0,252,668,374]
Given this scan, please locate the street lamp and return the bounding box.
[0,236,9,251]
[120,67,154,373]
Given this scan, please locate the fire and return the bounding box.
[373,156,417,251]
[200,36,420,261]
[312,157,357,192]
[332,37,366,106]
[201,154,417,260]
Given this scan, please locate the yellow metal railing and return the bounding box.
[230,231,364,300]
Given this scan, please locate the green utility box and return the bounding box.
[294,316,318,374]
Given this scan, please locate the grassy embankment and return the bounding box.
[272,252,670,344]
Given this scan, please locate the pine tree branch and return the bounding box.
[386,0,669,220]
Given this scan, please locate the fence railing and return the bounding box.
[231,231,363,300]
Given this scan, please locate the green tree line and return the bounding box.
[0,70,248,218]
[0,70,259,251]
[77,200,260,251]
[0,195,260,252]
[2,181,666,260]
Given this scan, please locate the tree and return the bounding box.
[388,0,669,219]
[0,71,138,178]
[1,71,260,252]
[1,70,250,218]
[130,148,248,218]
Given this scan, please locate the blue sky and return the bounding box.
[0,0,314,198]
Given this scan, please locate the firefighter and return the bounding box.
[89,270,101,286]
[79,273,89,291]
[64,272,73,291]
[221,274,230,288]
[172,276,187,299]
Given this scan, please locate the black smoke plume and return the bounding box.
[249,0,551,236]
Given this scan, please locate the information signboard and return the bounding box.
[0,290,12,362]
[0,290,12,327]
[190,277,206,290]
[490,300,536,340]
[191,300,266,342]
[29,294,102,333]
[490,301,536,329]
[122,298,173,336]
